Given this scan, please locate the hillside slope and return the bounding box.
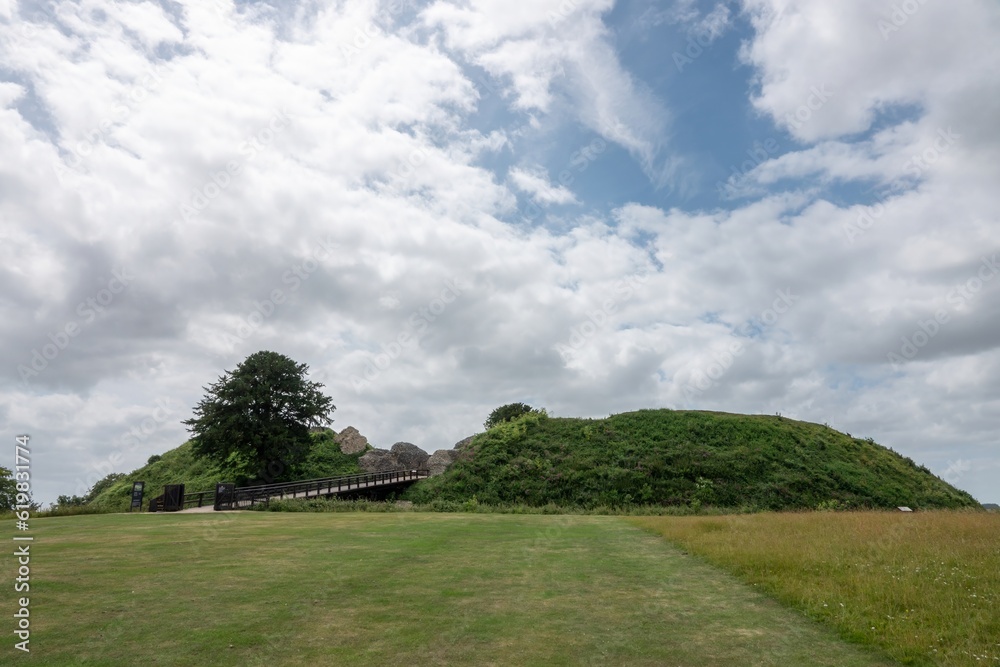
[89,430,366,511]
[405,410,979,510]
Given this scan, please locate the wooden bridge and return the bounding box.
[147,469,429,512]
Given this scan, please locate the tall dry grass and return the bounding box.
[634,511,1000,666]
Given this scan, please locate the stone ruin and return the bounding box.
[333,426,369,455]
[339,427,476,477]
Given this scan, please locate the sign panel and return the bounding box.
[130,481,145,512]
[214,483,235,511]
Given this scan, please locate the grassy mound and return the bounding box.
[88,430,366,512]
[405,409,979,510]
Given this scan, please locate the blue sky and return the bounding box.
[2,0,999,505]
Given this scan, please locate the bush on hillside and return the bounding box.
[83,431,367,511]
[484,403,539,430]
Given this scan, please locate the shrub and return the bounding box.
[484,402,539,430]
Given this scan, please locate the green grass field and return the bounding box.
[635,512,1000,666]
[3,512,898,666]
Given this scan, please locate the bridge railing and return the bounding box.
[148,488,217,513]
[220,469,429,510]
[184,489,216,509]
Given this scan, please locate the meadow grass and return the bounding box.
[634,511,1000,666]
[1,512,897,666]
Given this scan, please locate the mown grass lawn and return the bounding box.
[3,512,897,666]
[635,511,1000,667]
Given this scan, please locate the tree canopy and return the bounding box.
[183,351,335,484]
[484,402,537,430]
[0,466,17,512]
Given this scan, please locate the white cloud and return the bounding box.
[422,0,676,187]
[695,3,731,41]
[632,1,730,42]
[740,0,1000,144]
[509,166,578,205]
[1,0,998,507]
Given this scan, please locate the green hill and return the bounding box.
[405,409,980,510]
[88,430,366,512]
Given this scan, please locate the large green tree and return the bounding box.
[183,351,335,484]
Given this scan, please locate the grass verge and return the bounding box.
[633,511,1000,666]
[246,496,750,515]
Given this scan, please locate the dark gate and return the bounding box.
[162,484,185,512]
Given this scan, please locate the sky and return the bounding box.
[2,0,998,505]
